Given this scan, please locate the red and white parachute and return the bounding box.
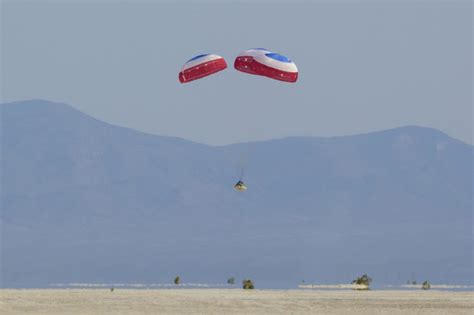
[234,48,298,83]
[179,54,227,83]
[178,49,298,83]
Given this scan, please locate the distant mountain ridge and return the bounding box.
[1,100,472,288]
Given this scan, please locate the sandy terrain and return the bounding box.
[1,289,473,314]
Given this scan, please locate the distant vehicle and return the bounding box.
[352,274,372,290]
[234,180,247,192]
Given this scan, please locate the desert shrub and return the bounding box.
[174,276,180,285]
[422,281,430,290]
[242,279,254,289]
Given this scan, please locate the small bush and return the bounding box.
[174,276,180,285]
[242,279,254,289]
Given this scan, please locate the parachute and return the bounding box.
[234,49,298,82]
[179,54,227,83]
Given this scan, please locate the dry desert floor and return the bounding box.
[1,289,473,314]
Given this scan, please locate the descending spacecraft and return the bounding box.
[233,180,247,192]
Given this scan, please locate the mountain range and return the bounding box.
[1,100,472,288]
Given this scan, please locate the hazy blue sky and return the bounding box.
[1,0,472,145]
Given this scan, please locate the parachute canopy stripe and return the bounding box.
[254,53,298,73]
[179,54,227,83]
[181,54,225,71]
[186,53,210,63]
[234,57,259,75]
[236,48,271,58]
[265,53,292,63]
[250,60,298,82]
[234,48,271,75]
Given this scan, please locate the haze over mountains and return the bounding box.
[1,100,472,288]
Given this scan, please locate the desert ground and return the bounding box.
[1,289,473,314]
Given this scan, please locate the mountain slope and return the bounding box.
[1,100,472,287]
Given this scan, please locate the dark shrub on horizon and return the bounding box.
[243,279,254,289]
